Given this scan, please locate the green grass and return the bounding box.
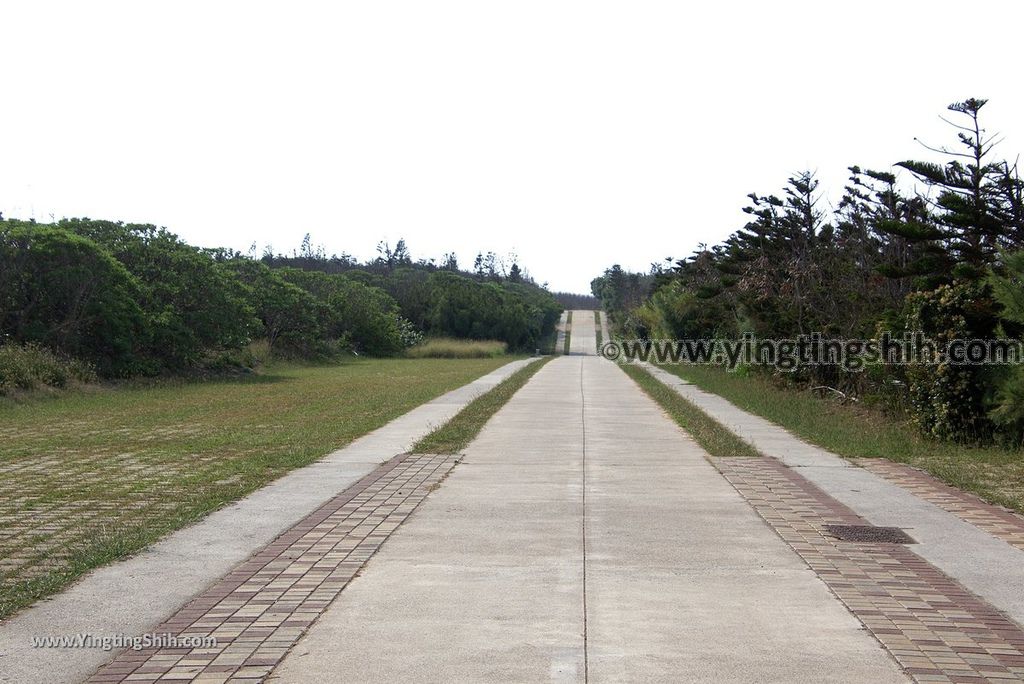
[0,357,513,619]
[563,311,573,355]
[594,311,603,351]
[664,364,1024,513]
[413,357,553,454]
[621,364,762,459]
[406,337,507,359]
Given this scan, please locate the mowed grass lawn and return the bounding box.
[0,357,512,620]
[666,365,1024,514]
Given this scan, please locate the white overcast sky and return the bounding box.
[3,2,1023,292]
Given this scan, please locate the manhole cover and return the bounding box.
[824,524,916,544]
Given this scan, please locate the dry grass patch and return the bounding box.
[406,338,507,359]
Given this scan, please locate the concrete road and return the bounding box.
[271,312,904,682]
[568,309,595,356]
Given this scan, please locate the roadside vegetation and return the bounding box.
[666,364,1024,514]
[413,357,552,454]
[0,222,561,389]
[552,292,599,309]
[406,338,507,359]
[594,98,1024,449]
[539,327,559,355]
[563,311,573,355]
[0,344,96,395]
[595,311,603,351]
[622,364,762,459]
[0,356,511,620]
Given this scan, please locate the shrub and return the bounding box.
[988,250,1024,439]
[0,344,96,394]
[61,219,256,369]
[276,269,411,355]
[225,261,322,355]
[904,280,1000,442]
[426,272,560,350]
[0,222,145,376]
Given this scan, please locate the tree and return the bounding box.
[426,272,558,349]
[0,223,145,376]
[380,268,432,330]
[375,239,412,272]
[441,252,459,271]
[62,219,255,369]
[987,250,1024,435]
[226,261,320,354]
[897,98,1012,280]
[278,269,409,355]
[838,166,946,298]
[711,172,828,337]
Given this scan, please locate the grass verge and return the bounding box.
[413,357,553,454]
[594,311,603,351]
[0,356,513,620]
[620,364,762,459]
[539,327,558,355]
[664,364,1024,514]
[563,311,573,355]
[406,337,507,359]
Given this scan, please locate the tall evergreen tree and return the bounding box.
[897,98,1008,280]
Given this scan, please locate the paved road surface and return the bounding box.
[271,313,905,682]
[14,310,1024,682]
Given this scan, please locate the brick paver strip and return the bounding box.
[715,456,1024,683]
[86,452,458,684]
[857,458,1024,553]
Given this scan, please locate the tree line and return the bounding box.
[593,98,1024,444]
[551,292,599,310]
[0,219,561,378]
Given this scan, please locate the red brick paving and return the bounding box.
[857,459,1024,553]
[87,452,458,684]
[715,456,1024,683]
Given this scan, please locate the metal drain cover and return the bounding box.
[824,524,916,544]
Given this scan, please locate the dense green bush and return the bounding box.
[1,218,562,379]
[381,268,433,330]
[224,261,321,355]
[0,222,145,376]
[904,281,1000,442]
[62,219,256,370]
[988,251,1024,437]
[278,269,414,355]
[426,272,558,349]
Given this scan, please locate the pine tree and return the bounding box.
[897,98,1007,280]
[838,166,946,296]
